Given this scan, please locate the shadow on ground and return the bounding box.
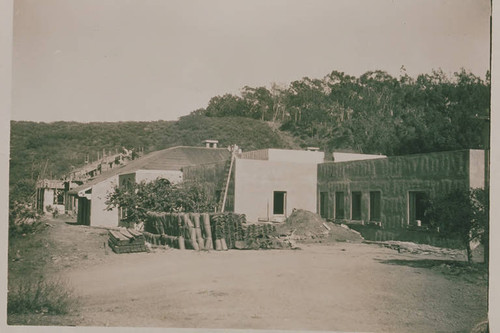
[377,258,466,268]
[64,222,79,226]
[376,258,488,283]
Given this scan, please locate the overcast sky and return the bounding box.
[11,0,491,123]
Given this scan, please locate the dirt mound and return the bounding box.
[276,209,327,237]
[276,209,363,243]
[325,222,364,243]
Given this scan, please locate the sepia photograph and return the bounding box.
[4,0,495,332]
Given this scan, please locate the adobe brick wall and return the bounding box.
[317,150,472,230]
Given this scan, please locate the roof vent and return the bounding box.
[202,139,219,148]
[306,147,320,152]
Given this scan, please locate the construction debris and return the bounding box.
[364,240,466,258]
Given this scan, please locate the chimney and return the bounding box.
[202,139,219,148]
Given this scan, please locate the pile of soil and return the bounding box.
[324,222,364,243]
[275,209,363,243]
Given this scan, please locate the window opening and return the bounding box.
[351,191,362,220]
[409,191,429,226]
[370,191,381,221]
[335,192,345,219]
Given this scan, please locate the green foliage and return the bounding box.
[8,278,76,315]
[9,120,171,184]
[174,181,217,213]
[106,179,217,223]
[426,188,489,262]
[8,219,78,321]
[243,223,278,249]
[198,68,489,156]
[9,201,42,238]
[210,213,246,248]
[174,115,289,151]
[9,179,36,203]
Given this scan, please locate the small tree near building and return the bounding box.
[105,179,216,224]
[426,188,489,263]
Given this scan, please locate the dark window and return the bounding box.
[409,191,429,226]
[273,191,286,215]
[335,192,345,219]
[370,191,381,221]
[351,191,362,220]
[54,190,64,205]
[320,192,329,218]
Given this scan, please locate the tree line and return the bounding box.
[195,69,490,156]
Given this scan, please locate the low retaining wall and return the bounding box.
[347,224,463,249]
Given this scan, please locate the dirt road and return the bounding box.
[50,219,487,332]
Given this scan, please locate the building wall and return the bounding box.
[267,149,325,164]
[90,175,119,228]
[42,189,54,212]
[469,150,486,189]
[41,188,65,214]
[240,148,325,164]
[135,169,183,184]
[234,159,317,222]
[317,150,482,230]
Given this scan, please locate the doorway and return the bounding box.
[78,197,91,226]
[273,191,287,215]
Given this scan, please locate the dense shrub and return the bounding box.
[9,201,42,238]
[106,179,216,223]
[8,278,76,315]
[426,188,489,263]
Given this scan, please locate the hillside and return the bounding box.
[9,115,299,200]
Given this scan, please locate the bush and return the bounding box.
[106,179,216,223]
[8,278,76,315]
[9,201,42,237]
[9,179,36,203]
[426,188,489,263]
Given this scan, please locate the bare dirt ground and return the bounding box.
[9,217,488,332]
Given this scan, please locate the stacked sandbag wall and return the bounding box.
[211,213,246,250]
[144,212,246,250]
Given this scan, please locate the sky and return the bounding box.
[11,0,491,123]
